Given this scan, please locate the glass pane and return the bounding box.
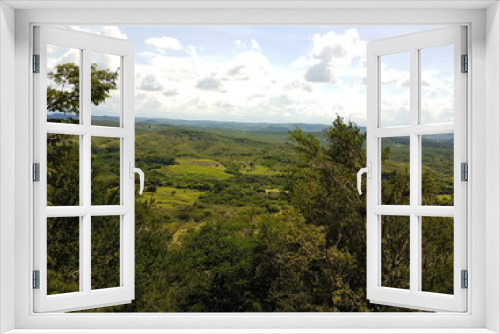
[380,52,410,127]
[91,52,121,127]
[421,217,454,294]
[47,217,80,295]
[92,216,120,290]
[422,134,454,206]
[47,44,81,123]
[91,137,121,205]
[381,215,410,290]
[381,137,410,205]
[420,45,454,124]
[47,134,80,206]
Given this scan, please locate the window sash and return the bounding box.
[33,26,135,313]
[366,26,468,312]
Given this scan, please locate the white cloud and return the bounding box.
[133,34,344,123]
[304,63,331,82]
[145,36,183,53]
[234,39,262,53]
[102,26,128,40]
[296,29,366,84]
[285,81,313,93]
[60,26,455,127]
[250,39,261,52]
[163,89,179,97]
[196,76,224,92]
[140,74,163,91]
[67,26,128,40]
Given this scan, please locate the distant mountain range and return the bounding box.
[47,113,367,133]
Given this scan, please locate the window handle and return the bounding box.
[357,162,371,195]
[130,162,145,195]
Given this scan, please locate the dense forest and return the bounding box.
[45,62,454,313]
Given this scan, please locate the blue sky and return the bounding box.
[124,26,437,67]
[64,25,454,126]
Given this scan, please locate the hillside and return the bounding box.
[46,116,453,313]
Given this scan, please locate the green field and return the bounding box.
[143,186,205,210]
[163,164,233,180]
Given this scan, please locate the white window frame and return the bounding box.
[1,1,499,333]
[33,26,136,313]
[366,26,468,312]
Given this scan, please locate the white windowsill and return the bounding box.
[4,330,498,334]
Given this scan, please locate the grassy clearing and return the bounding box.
[163,164,232,180]
[144,186,204,210]
[176,157,222,167]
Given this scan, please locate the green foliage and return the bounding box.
[287,116,453,308]
[91,137,121,205]
[164,164,233,180]
[287,116,372,310]
[46,105,453,312]
[47,217,80,295]
[47,63,119,115]
[47,133,80,206]
[91,216,121,289]
[381,216,410,290]
[421,217,454,295]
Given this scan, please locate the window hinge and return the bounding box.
[461,270,468,289]
[461,162,468,181]
[33,270,40,289]
[461,54,468,73]
[33,54,40,73]
[33,163,40,182]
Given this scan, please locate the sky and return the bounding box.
[54,25,454,127]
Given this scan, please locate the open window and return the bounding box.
[362,26,467,312]
[32,23,467,315]
[33,26,140,312]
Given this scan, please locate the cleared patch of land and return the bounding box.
[161,158,233,181]
[176,157,222,167]
[143,186,205,210]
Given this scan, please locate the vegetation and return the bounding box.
[46,63,454,312]
[47,62,119,116]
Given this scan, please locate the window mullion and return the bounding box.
[78,48,84,293]
[82,47,92,293]
[409,47,420,294]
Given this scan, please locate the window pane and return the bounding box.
[47,134,80,206]
[47,217,80,295]
[91,52,121,127]
[381,137,410,205]
[420,45,454,124]
[47,44,80,123]
[421,217,454,294]
[92,216,120,290]
[380,52,410,128]
[421,134,454,206]
[381,215,410,290]
[91,137,121,205]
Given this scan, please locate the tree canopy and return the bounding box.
[47,62,119,115]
